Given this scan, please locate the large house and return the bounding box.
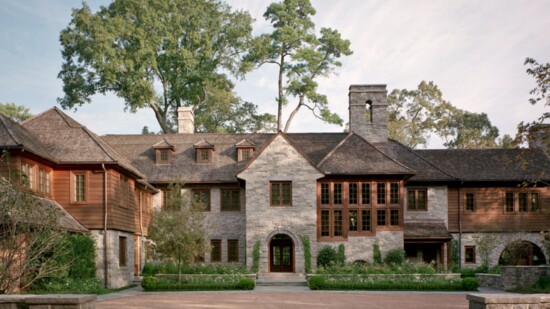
[1,84,549,288]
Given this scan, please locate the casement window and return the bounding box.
[349,183,358,204]
[228,240,239,263]
[20,161,34,189]
[361,183,371,204]
[38,168,51,194]
[163,189,182,209]
[119,236,127,267]
[221,189,240,211]
[159,150,169,163]
[73,172,87,203]
[505,192,514,212]
[333,210,343,237]
[348,209,358,231]
[390,183,399,204]
[518,193,528,212]
[196,148,212,163]
[321,210,330,237]
[390,209,399,226]
[465,246,476,264]
[119,175,129,208]
[531,192,539,212]
[270,182,292,206]
[465,193,475,212]
[238,148,254,162]
[407,189,427,211]
[504,191,540,213]
[211,240,222,262]
[192,189,211,211]
[361,210,371,232]
[377,209,386,226]
[333,183,342,204]
[321,183,330,205]
[377,183,386,204]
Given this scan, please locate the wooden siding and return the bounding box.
[448,186,550,233]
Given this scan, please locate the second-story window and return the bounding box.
[20,161,34,189]
[221,189,240,211]
[192,189,211,211]
[465,193,475,212]
[74,172,86,202]
[271,182,292,206]
[38,168,51,194]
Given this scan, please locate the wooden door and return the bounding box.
[270,235,293,272]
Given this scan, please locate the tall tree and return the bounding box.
[246,0,352,132]
[0,102,33,123]
[58,0,273,133]
[442,110,500,149]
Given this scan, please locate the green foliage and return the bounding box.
[337,244,346,266]
[316,261,436,275]
[384,248,405,266]
[373,242,382,265]
[58,0,274,134]
[66,233,96,279]
[252,240,261,273]
[300,235,312,273]
[509,275,550,293]
[31,277,107,294]
[451,240,460,272]
[317,246,338,268]
[459,264,500,278]
[141,262,251,275]
[0,102,33,122]
[308,276,325,290]
[461,277,479,291]
[246,0,352,131]
[237,278,255,290]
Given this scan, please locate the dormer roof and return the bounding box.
[235,139,256,148]
[152,139,175,150]
[193,139,215,149]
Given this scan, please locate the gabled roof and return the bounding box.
[318,133,414,176]
[235,138,255,148]
[416,148,550,182]
[152,139,175,150]
[194,139,215,149]
[22,107,145,179]
[404,220,452,240]
[0,113,56,162]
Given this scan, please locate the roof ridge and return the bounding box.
[392,140,459,180]
[352,134,416,173]
[317,133,354,167]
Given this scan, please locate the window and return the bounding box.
[192,189,211,211]
[377,183,386,204]
[38,168,51,194]
[349,183,358,204]
[221,190,240,211]
[20,161,34,189]
[74,173,86,202]
[377,209,386,226]
[361,183,371,204]
[119,236,127,267]
[271,182,292,206]
[518,193,528,212]
[211,240,221,262]
[349,210,358,232]
[228,240,239,262]
[197,149,212,163]
[531,192,539,212]
[238,148,253,162]
[321,183,330,205]
[333,210,343,236]
[321,210,330,237]
[119,176,129,208]
[333,183,342,204]
[505,192,514,212]
[465,246,476,264]
[361,210,371,231]
[465,193,475,212]
[407,189,427,211]
[390,183,399,204]
[159,150,168,162]
[390,209,399,226]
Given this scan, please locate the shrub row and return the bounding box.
[316,261,436,275]
[141,276,255,291]
[308,276,478,291]
[142,262,251,276]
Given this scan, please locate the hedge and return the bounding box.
[308,275,478,291]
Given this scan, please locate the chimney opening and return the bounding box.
[366,100,373,123]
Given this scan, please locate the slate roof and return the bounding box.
[404,220,452,240]
[0,113,55,162]
[40,198,89,233]
[22,108,145,179]
[416,148,550,182]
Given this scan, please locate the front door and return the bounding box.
[270,234,293,272]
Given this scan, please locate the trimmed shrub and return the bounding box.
[373,242,382,265]
[337,244,346,266]
[252,240,261,272]
[312,275,468,291]
[237,278,255,290]
[308,276,325,290]
[384,248,405,266]
[67,233,96,279]
[461,277,479,291]
[317,246,338,267]
[301,235,312,273]
[141,276,158,290]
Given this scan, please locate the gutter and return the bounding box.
[102,164,109,288]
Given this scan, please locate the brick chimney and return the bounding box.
[177,107,194,134]
[348,84,388,145]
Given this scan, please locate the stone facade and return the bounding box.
[238,134,324,275]
[348,84,388,144]
[404,185,448,226]
[91,230,135,289]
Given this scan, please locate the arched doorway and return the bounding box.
[498,240,546,266]
[269,234,294,272]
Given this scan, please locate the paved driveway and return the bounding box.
[97,289,470,309]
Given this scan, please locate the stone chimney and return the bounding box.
[177,107,194,134]
[349,84,388,145]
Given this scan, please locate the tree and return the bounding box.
[147,183,206,283]
[58,0,273,133]
[0,173,70,293]
[442,110,500,149]
[246,0,352,132]
[0,102,33,123]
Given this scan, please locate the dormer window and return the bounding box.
[194,139,214,164]
[153,139,175,164]
[235,139,255,163]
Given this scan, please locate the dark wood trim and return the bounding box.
[70,170,89,204]
[210,239,222,262]
[220,189,240,211]
[270,181,292,207]
[192,189,211,211]
[227,239,239,263]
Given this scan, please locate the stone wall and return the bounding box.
[476,273,503,290]
[238,134,324,275]
[404,185,448,226]
[322,231,404,264]
[500,266,550,290]
[0,295,96,309]
[91,230,135,289]
[467,294,550,309]
[348,85,388,144]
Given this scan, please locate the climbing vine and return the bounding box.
[300,235,312,273]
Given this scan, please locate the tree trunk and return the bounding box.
[147,101,172,133]
[277,54,285,131]
[284,96,304,133]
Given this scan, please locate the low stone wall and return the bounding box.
[155,273,257,282]
[0,294,96,309]
[306,273,461,280]
[477,266,550,291]
[467,294,550,309]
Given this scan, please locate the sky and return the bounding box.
[0,0,549,148]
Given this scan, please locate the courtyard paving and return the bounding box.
[96,286,479,308]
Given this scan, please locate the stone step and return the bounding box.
[256,279,308,287]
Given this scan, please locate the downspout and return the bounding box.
[139,189,144,275]
[458,183,462,269]
[102,164,109,288]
